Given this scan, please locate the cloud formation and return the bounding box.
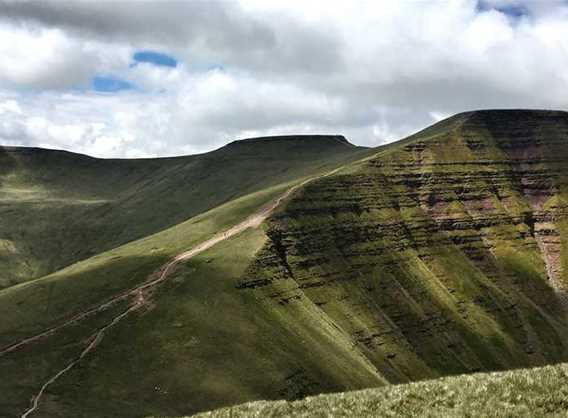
[0,0,568,157]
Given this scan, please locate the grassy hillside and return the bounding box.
[0,135,366,288]
[240,110,568,386]
[188,361,568,418]
[4,111,568,418]
[0,138,373,417]
[1,225,383,418]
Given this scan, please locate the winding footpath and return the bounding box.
[4,174,328,418]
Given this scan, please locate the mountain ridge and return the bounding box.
[0,134,369,288]
[238,107,568,386]
[1,133,358,161]
[3,110,568,417]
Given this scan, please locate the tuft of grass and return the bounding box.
[186,361,568,418]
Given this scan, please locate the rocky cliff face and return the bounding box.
[240,110,568,385]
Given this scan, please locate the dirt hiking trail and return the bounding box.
[7,170,340,418]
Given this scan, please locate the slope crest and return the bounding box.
[238,109,568,386]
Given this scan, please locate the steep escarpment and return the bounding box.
[6,112,568,418]
[241,110,568,385]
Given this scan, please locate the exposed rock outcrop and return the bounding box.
[240,110,568,385]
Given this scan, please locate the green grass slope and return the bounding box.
[239,109,568,383]
[0,135,366,288]
[4,111,568,418]
[0,140,375,417]
[188,361,568,418]
[2,226,383,418]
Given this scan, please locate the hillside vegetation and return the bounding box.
[4,111,568,418]
[240,110,568,387]
[188,361,568,418]
[0,136,370,417]
[0,135,365,288]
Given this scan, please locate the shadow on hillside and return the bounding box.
[0,146,21,195]
[0,253,169,347]
[0,251,181,414]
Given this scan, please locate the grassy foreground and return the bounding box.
[187,361,568,418]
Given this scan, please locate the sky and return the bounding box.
[0,0,568,158]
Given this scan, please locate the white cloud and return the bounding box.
[1,0,568,157]
[0,99,21,114]
[125,62,183,91]
[0,71,373,158]
[0,22,131,90]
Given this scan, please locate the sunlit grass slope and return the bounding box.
[238,110,568,386]
[188,361,568,418]
[5,111,568,418]
[0,138,373,417]
[0,135,366,288]
[5,225,383,418]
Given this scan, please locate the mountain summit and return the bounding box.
[234,109,568,390]
[3,111,568,417]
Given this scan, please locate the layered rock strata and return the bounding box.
[240,110,568,384]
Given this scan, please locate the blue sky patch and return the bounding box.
[207,64,225,72]
[133,50,178,67]
[476,1,529,19]
[92,76,134,92]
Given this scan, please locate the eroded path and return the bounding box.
[7,174,325,418]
